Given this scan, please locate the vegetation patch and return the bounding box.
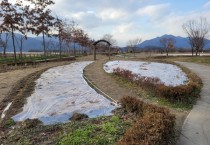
[0,96,176,145]
[118,96,175,145]
[0,115,131,145]
[0,56,75,73]
[2,118,16,128]
[154,56,210,66]
[113,64,202,106]
[71,113,89,121]
[60,116,129,145]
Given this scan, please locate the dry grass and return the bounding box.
[113,64,202,105]
[153,55,210,66]
[118,96,175,145]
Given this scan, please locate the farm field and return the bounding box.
[0,54,204,144]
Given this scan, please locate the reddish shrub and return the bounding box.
[113,67,201,104]
[118,112,175,145]
[113,68,136,81]
[118,96,175,145]
[157,82,200,103]
[120,96,143,116]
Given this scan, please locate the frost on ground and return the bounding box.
[12,61,116,125]
[104,60,188,86]
[1,102,12,119]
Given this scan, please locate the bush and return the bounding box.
[118,113,175,145]
[71,113,88,121]
[3,118,16,128]
[113,67,202,104]
[120,96,143,116]
[21,118,42,129]
[157,83,197,103]
[118,96,175,145]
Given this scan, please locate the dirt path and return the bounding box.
[177,62,210,145]
[84,57,141,101]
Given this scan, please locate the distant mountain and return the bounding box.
[138,34,210,50]
[0,33,84,52]
[0,33,43,52]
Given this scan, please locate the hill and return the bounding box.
[138,34,210,50]
[0,33,44,52]
[0,33,83,52]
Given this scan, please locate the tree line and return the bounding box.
[0,0,91,61]
[1,0,209,60]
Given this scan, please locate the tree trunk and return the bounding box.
[166,48,169,57]
[11,26,17,61]
[94,46,96,60]
[59,36,62,59]
[195,49,198,56]
[3,47,6,58]
[73,41,76,56]
[42,32,46,57]
[192,47,194,56]
[108,46,110,60]
[20,39,23,59]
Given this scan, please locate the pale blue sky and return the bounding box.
[35,0,210,46]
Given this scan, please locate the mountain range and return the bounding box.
[0,33,44,52]
[0,33,81,52]
[1,33,210,52]
[138,34,210,50]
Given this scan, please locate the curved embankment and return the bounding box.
[177,62,210,145]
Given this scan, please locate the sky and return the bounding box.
[14,0,210,46]
[50,0,210,46]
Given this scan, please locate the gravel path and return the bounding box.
[177,62,210,145]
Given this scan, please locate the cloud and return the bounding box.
[113,23,136,34]
[37,1,210,46]
[137,3,171,19]
[158,10,210,37]
[99,9,128,21]
[203,1,210,8]
[70,11,102,29]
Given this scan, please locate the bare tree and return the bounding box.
[102,34,117,46]
[45,38,57,54]
[100,34,117,59]
[183,17,209,56]
[15,34,26,59]
[74,28,89,55]
[0,32,10,57]
[25,0,55,56]
[61,20,78,56]
[127,38,142,56]
[0,0,25,61]
[53,16,65,58]
[71,21,78,56]
[160,37,175,57]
